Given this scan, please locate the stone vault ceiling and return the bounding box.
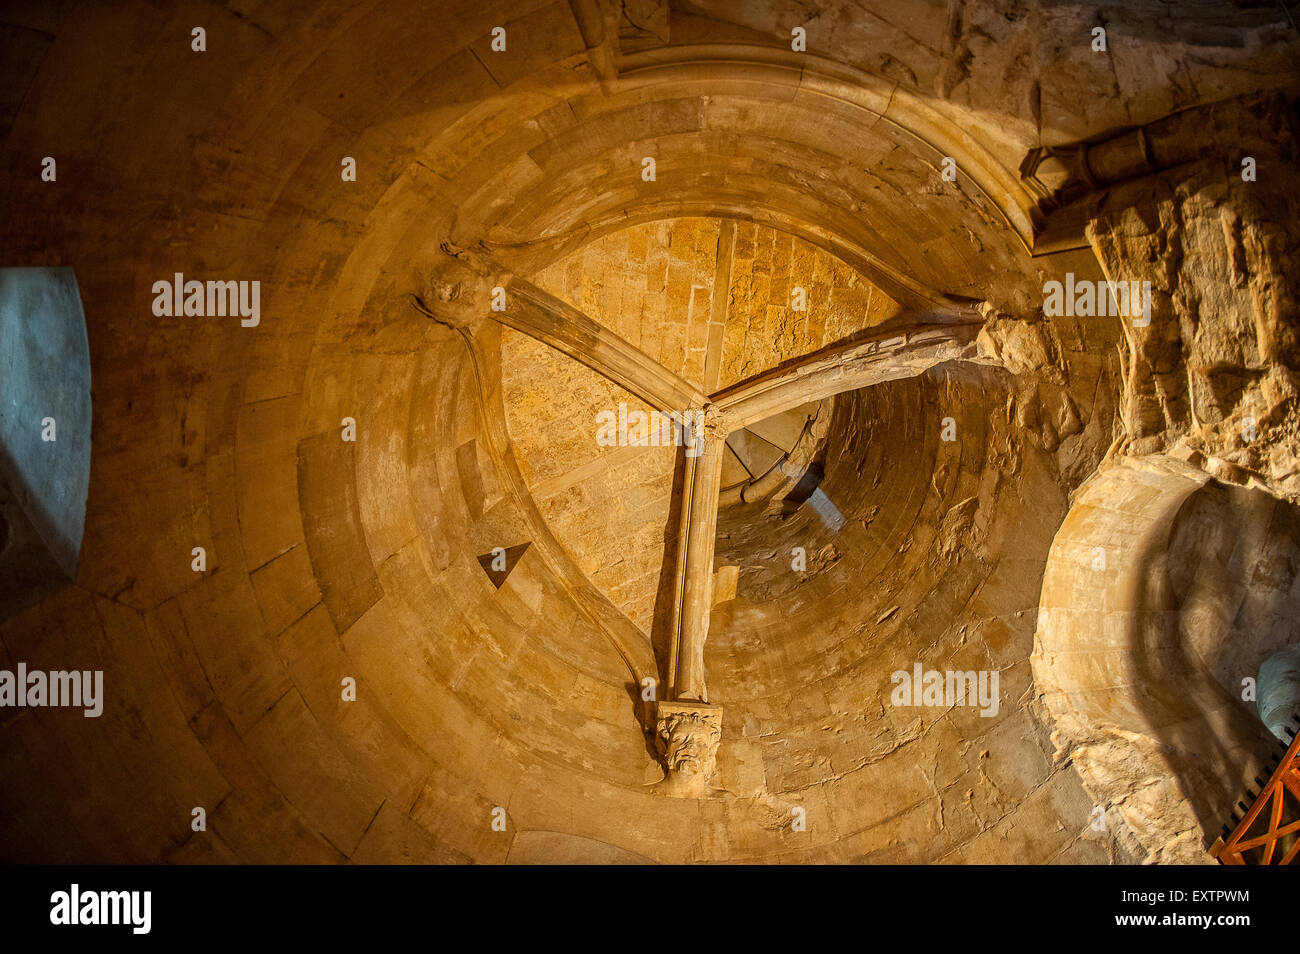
[501,216,900,630]
[0,0,1298,876]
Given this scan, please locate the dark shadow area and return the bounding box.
[775,460,825,511]
[475,541,531,589]
[649,447,691,692]
[1128,481,1295,844]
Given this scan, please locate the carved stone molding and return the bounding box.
[682,402,730,452]
[654,701,723,797]
[1019,142,1096,213]
[1022,91,1297,254]
[700,401,730,442]
[421,241,503,332]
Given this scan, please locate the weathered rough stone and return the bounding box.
[1087,132,1300,501]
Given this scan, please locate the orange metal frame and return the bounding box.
[1211,717,1300,865]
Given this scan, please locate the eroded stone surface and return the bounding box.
[1088,147,1300,501]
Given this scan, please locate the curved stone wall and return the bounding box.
[1033,457,1297,863]
[707,358,1126,861]
[0,0,1295,864]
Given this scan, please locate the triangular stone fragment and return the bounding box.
[477,542,531,589]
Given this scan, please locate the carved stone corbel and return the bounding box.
[654,700,723,797]
[416,241,511,334]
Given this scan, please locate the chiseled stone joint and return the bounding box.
[654,700,723,796]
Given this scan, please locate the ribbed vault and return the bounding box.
[2,0,1297,865]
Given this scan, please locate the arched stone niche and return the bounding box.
[1033,455,1299,863]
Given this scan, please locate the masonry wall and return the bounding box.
[0,0,1295,863]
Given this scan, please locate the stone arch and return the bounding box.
[1033,455,1299,862]
[3,0,1296,866]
